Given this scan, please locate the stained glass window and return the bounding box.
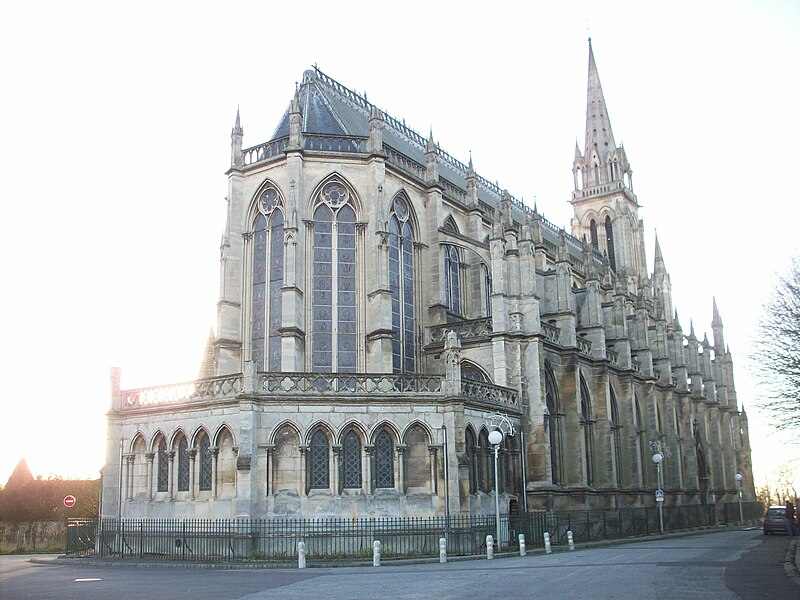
[312,182,356,372]
[342,431,362,488]
[605,216,616,271]
[310,431,329,489]
[610,387,623,488]
[580,377,595,486]
[590,219,598,249]
[483,264,492,317]
[177,437,190,492]
[465,428,477,494]
[443,245,461,314]
[251,187,284,370]
[199,436,213,491]
[157,437,168,492]
[389,196,415,373]
[375,431,394,488]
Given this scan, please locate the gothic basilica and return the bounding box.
[102,42,754,520]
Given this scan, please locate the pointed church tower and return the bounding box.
[571,39,646,282]
[652,233,673,325]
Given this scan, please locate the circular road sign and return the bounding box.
[63,495,76,508]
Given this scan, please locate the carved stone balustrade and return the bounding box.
[260,372,442,395]
[429,318,493,346]
[541,322,561,344]
[577,336,592,356]
[460,380,521,415]
[122,375,244,407]
[606,348,619,366]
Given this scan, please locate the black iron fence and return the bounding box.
[67,502,762,562]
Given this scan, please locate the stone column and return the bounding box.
[396,445,407,494]
[332,445,342,496]
[428,446,439,495]
[364,445,374,494]
[210,447,219,499]
[145,452,154,502]
[299,445,309,496]
[167,451,175,501]
[264,445,274,497]
[189,449,197,500]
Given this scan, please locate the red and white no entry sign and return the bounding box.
[63,495,76,508]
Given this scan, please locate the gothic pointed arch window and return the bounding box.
[580,376,595,486]
[604,216,616,271]
[342,430,362,489]
[309,430,330,489]
[544,365,563,485]
[156,436,168,493]
[312,180,357,373]
[176,435,190,492]
[483,264,492,317]
[389,195,415,373]
[198,433,213,492]
[375,429,395,489]
[589,219,599,250]
[465,426,477,494]
[609,387,623,488]
[252,186,284,371]
[442,218,462,315]
[634,395,646,487]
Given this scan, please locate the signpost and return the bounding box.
[655,489,665,503]
[63,495,76,508]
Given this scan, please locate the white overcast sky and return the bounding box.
[1,0,798,490]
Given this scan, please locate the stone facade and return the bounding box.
[102,42,754,520]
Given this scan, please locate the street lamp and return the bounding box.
[488,428,503,550]
[735,472,744,525]
[652,451,664,534]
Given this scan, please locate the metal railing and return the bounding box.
[68,503,741,562]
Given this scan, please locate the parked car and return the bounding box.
[763,506,787,535]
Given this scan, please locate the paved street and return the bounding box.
[1,529,796,599]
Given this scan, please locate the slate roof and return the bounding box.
[265,67,600,266]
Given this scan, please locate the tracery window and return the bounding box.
[310,430,330,489]
[483,264,492,317]
[177,436,190,492]
[156,437,169,493]
[605,216,616,271]
[375,430,394,488]
[610,387,623,487]
[462,364,488,382]
[580,376,595,487]
[199,435,213,492]
[388,195,415,373]
[443,245,461,314]
[312,181,357,372]
[589,219,598,250]
[465,427,477,494]
[544,366,563,485]
[251,186,284,370]
[342,431,362,489]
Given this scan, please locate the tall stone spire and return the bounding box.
[584,38,617,158]
[230,107,243,168]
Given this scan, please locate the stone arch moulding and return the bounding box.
[129,431,147,453]
[336,419,369,444]
[247,177,286,224]
[305,420,336,444]
[389,188,421,234]
[306,171,362,217]
[370,420,402,444]
[149,430,168,454]
[268,420,302,445]
[212,423,237,448]
[169,428,190,448]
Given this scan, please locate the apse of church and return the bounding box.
[102,42,753,520]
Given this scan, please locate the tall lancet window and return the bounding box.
[604,216,617,271]
[251,187,284,371]
[388,195,415,373]
[589,219,599,250]
[442,218,461,315]
[580,376,595,487]
[312,181,357,373]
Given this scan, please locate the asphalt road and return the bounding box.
[1,529,796,599]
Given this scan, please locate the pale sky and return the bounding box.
[1,0,798,492]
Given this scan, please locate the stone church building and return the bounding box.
[102,42,754,520]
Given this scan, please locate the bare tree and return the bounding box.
[752,257,800,431]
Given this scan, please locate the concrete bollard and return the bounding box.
[543,532,552,554]
[486,534,494,559]
[373,540,381,567]
[518,533,526,556]
[567,530,575,551]
[297,540,306,569]
[439,537,447,563]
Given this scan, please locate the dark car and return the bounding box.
[763,506,787,535]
